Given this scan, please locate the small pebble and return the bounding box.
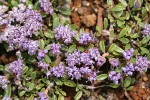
[143,76,148,82]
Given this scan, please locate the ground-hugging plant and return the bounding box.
[0,0,149,99]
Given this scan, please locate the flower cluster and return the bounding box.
[37,49,48,60]
[50,43,61,56]
[134,56,150,72]
[109,58,119,67]
[39,0,54,15]
[9,59,23,80]
[78,33,93,45]
[49,63,65,78]
[38,61,49,69]
[0,76,9,90]
[37,92,49,100]
[122,62,135,76]
[109,71,121,84]
[142,24,150,35]
[2,96,11,100]
[0,3,42,55]
[66,48,105,67]
[123,48,134,60]
[54,24,77,44]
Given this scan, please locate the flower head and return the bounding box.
[123,48,134,60]
[109,71,121,84]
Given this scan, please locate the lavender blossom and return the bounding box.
[54,24,77,44]
[134,56,150,72]
[38,92,49,100]
[0,5,8,15]
[38,61,49,69]
[50,63,65,78]
[97,56,106,66]
[0,76,9,90]
[109,58,119,67]
[80,52,94,65]
[88,48,101,61]
[109,71,121,84]
[122,62,135,76]
[39,0,54,15]
[66,50,81,66]
[66,66,82,80]
[79,66,92,75]
[9,59,23,80]
[2,96,12,100]
[50,43,61,56]
[142,24,150,35]
[78,33,93,45]
[87,71,97,82]
[37,49,48,60]
[123,48,134,60]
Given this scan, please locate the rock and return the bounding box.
[143,76,148,82]
[82,14,96,27]
[82,1,90,7]
[77,7,84,15]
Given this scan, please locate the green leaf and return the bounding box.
[54,78,63,86]
[39,39,45,50]
[28,82,34,91]
[115,45,124,53]
[23,66,28,74]
[108,44,116,53]
[33,1,40,10]
[96,26,102,36]
[5,84,11,96]
[111,5,126,11]
[110,83,120,88]
[59,6,71,16]
[44,30,55,39]
[45,45,50,50]
[74,91,82,100]
[99,41,105,53]
[141,35,150,44]
[19,91,26,97]
[119,38,129,44]
[97,74,108,81]
[104,18,108,29]
[31,72,36,80]
[145,2,150,11]
[126,86,133,90]
[118,28,128,38]
[59,89,66,96]
[53,14,59,29]
[83,89,90,96]
[68,44,76,53]
[140,47,149,55]
[11,0,18,7]
[78,47,85,52]
[124,76,132,88]
[64,80,76,87]
[119,0,127,7]
[129,0,135,7]
[44,55,51,63]
[58,95,64,100]
[0,65,3,71]
[142,8,147,18]
[28,95,34,100]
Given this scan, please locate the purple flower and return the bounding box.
[39,0,54,15]
[37,49,48,60]
[66,50,81,66]
[9,59,23,80]
[54,24,77,44]
[66,66,82,80]
[79,66,92,75]
[123,48,134,60]
[80,52,94,65]
[122,62,135,76]
[50,63,65,78]
[38,92,49,100]
[2,96,11,100]
[141,24,150,35]
[88,48,101,61]
[0,76,9,90]
[0,5,8,15]
[134,56,150,72]
[38,61,49,69]
[97,56,106,66]
[87,71,97,82]
[109,71,121,84]
[78,33,93,45]
[109,58,119,67]
[50,43,61,56]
